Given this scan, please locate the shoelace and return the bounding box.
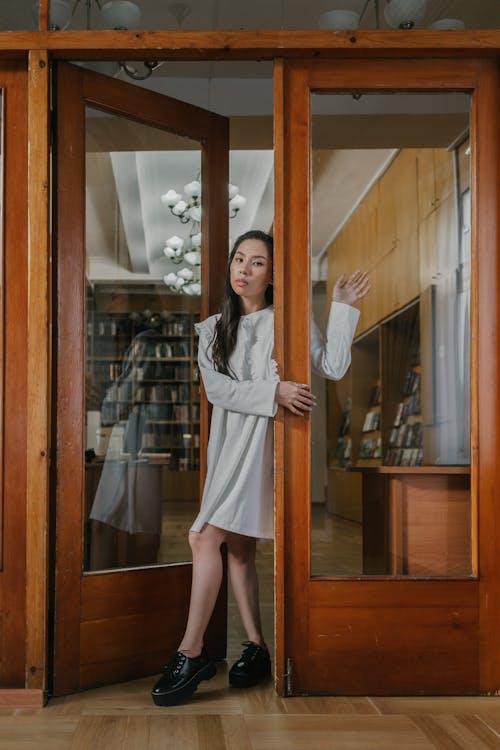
[164,651,187,677]
[238,641,263,665]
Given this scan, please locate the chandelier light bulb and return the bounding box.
[163,177,246,295]
[184,250,201,266]
[40,0,72,30]
[183,180,201,199]
[101,0,141,29]
[172,200,188,216]
[161,189,182,207]
[429,18,465,29]
[229,194,247,212]
[166,235,184,250]
[318,10,360,29]
[189,206,202,223]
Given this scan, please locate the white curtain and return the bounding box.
[433,188,471,464]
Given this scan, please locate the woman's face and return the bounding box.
[229,239,272,303]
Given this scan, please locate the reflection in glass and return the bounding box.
[310,92,472,578]
[46,0,500,31]
[0,92,3,569]
[84,107,201,571]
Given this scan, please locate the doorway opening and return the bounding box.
[64,59,276,683]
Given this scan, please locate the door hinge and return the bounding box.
[284,657,293,696]
[50,106,56,148]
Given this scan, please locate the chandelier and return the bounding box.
[43,0,141,30]
[318,1,465,30]
[161,180,246,295]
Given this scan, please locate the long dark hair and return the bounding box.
[211,230,273,377]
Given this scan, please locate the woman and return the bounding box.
[152,230,369,706]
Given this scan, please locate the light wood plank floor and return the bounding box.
[2,506,499,749]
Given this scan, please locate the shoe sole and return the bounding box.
[152,661,217,706]
[229,668,271,689]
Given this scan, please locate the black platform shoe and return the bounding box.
[228,641,271,688]
[151,647,216,706]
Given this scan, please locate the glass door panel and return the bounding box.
[310,91,472,578]
[54,63,229,694]
[84,107,202,571]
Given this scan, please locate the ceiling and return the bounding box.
[2,0,499,31]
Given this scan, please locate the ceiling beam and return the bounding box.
[0,30,500,61]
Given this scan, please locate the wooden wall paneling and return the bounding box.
[392,150,419,244]
[377,164,398,258]
[273,57,286,696]
[433,148,455,208]
[54,62,86,696]
[435,192,459,279]
[25,50,50,695]
[475,60,500,694]
[418,210,437,289]
[416,148,437,220]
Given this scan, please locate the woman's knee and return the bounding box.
[189,525,225,555]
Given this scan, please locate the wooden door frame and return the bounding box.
[0,40,496,705]
[53,62,228,695]
[274,57,500,695]
[0,62,29,691]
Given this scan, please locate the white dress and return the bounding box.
[191,301,360,539]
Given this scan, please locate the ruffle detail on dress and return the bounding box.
[239,316,260,381]
[194,316,219,355]
[270,357,280,382]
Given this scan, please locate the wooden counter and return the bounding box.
[351,466,472,576]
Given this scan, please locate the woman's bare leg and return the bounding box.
[226,532,266,647]
[178,524,226,657]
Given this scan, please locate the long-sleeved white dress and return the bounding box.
[190,301,360,540]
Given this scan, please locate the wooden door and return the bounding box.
[274,59,500,695]
[53,63,229,695]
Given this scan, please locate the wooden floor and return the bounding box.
[2,505,499,749]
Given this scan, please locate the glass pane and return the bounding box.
[0,1,37,30]
[310,92,472,578]
[84,107,202,571]
[0,91,3,569]
[48,0,500,31]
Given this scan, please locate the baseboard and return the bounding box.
[0,689,45,708]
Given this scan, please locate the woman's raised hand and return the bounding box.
[276,381,316,415]
[333,270,371,306]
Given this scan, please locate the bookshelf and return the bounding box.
[328,301,421,522]
[86,309,200,472]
